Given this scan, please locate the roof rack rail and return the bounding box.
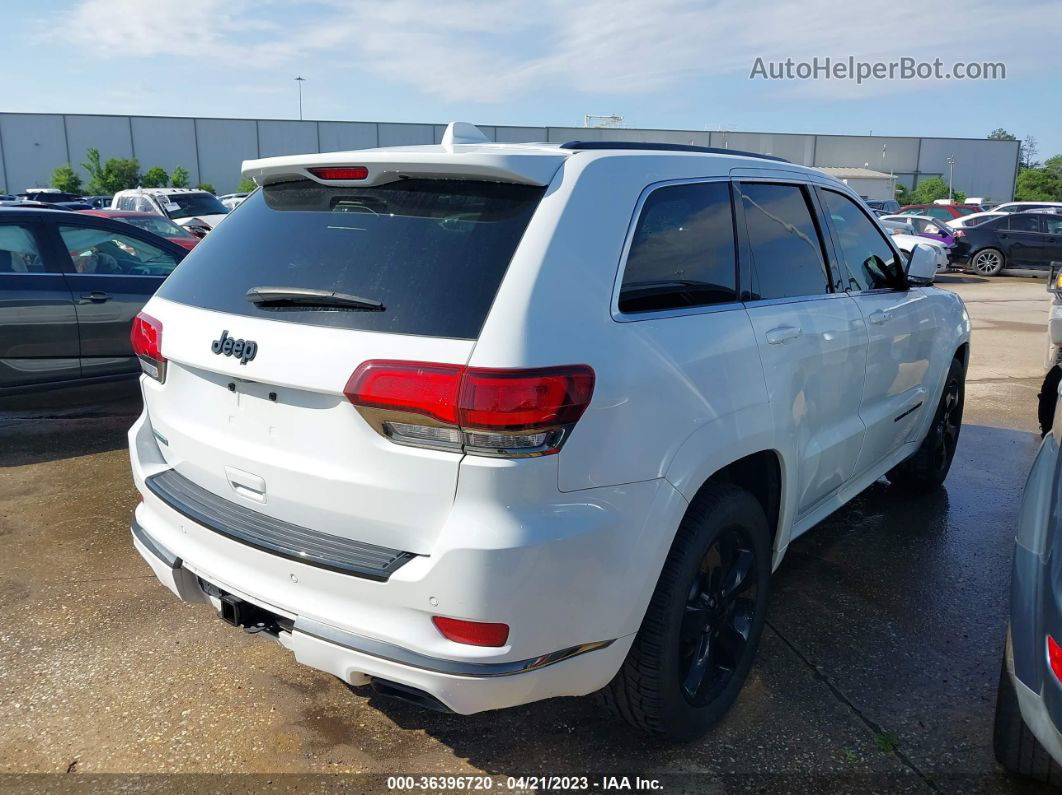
[559,141,789,163]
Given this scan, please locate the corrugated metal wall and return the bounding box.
[0,112,1021,200]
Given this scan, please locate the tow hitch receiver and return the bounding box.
[217,593,278,635]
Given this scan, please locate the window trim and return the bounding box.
[610,176,743,323]
[816,185,909,295]
[733,177,843,307]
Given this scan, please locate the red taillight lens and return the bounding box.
[345,361,462,425]
[432,616,509,647]
[954,229,966,238]
[459,367,595,431]
[1048,636,1062,683]
[131,312,166,382]
[308,166,368,180]
[344,362,595,456]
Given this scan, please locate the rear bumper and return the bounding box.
[1006,632,1062,765]
[128,409,685,713]
[131,516,628,713]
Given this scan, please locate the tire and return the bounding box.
[971,247,1005,276]
[600,482,771,740]
[993,652,1062,785]
[887,356,964,492]
[1038,366,1062,438]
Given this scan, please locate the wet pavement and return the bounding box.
[0,275,1054,792]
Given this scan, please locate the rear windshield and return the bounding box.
[156,179,545,339]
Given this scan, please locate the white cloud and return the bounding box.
[49,0,1062,102]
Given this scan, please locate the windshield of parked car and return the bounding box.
[163,193,228,218]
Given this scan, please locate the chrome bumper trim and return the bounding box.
[294,616,614,678]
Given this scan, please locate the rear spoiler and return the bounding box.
[242,149,568,188]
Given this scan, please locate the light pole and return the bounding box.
[946,156,956,200]
[295,76,306,120]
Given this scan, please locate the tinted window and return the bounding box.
[157,179,545,339]
[0,224,45,273]
[1008,214,1042,232]
[59,225,179,277]
[164,193,228,218]
[619,181,737,313]
[1045,217,1062,235]
[740,183,829,300]
[821,190,905,291]
[924,207,953,220]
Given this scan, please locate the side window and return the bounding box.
[0,224,46,273]
[1044,217,1062,235]
[59,225,179,277]
[820,190,905,291]
[116,196,134,211]
[739,182,829,300]
[1008,215,1041,232]
[618,181,737,313]
[134,197,153,213]
[926,207,951,220]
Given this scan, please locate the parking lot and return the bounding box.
[0,274,1053,791]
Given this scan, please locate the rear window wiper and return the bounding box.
[246,286,385,311]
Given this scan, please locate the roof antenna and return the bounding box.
[442,122,490,150]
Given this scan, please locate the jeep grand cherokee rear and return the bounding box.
[129,128,970,737]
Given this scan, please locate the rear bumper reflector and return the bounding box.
[144,469,415,581]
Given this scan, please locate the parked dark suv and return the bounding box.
[0,207,188,393]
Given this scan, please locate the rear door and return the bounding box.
[1042,215,1062,268]
[1003,214,1047,268]
[0,219,80,389]
[816,187,939,474]
[139,177,545,555]
[56,220,183,379]
[736,180,869,518]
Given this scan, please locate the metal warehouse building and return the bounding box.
[0,112,1021,200]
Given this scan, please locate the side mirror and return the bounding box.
[906,243,937,285]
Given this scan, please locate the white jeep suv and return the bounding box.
[112,187,229,234]
[128,123,970,738]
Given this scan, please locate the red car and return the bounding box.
[78,209,200,251]
[898,203,983,221]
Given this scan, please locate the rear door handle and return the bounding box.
[869,310,894,325]
[79,291,111,303]
[765,325,802,345]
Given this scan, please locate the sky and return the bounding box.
[4,0,1061,159]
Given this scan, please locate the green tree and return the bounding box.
[1015,166,1062,201]
[196,182,216,195]
[51,164,82,195]
[910,177,950,204]
[895,183,911,205]
[81,147,141,194]
[142,166,169,188]
[236,176,256,193]
[170,166,190,188]
[987,128,1017,141]
[952,190,967,204]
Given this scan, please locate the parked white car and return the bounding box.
[891,233,951,272]
[947,211,1007,229]
[112,188,229,234]
[128,123,970,738]
[994,201,1062,215]
[219,192,249,210]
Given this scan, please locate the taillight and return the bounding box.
[432,616,509,647]
[131,312,166,382]
[954,229,966,238]
[308,166,368,180]
[1048,635,1062,683]
[344,361,595,457]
